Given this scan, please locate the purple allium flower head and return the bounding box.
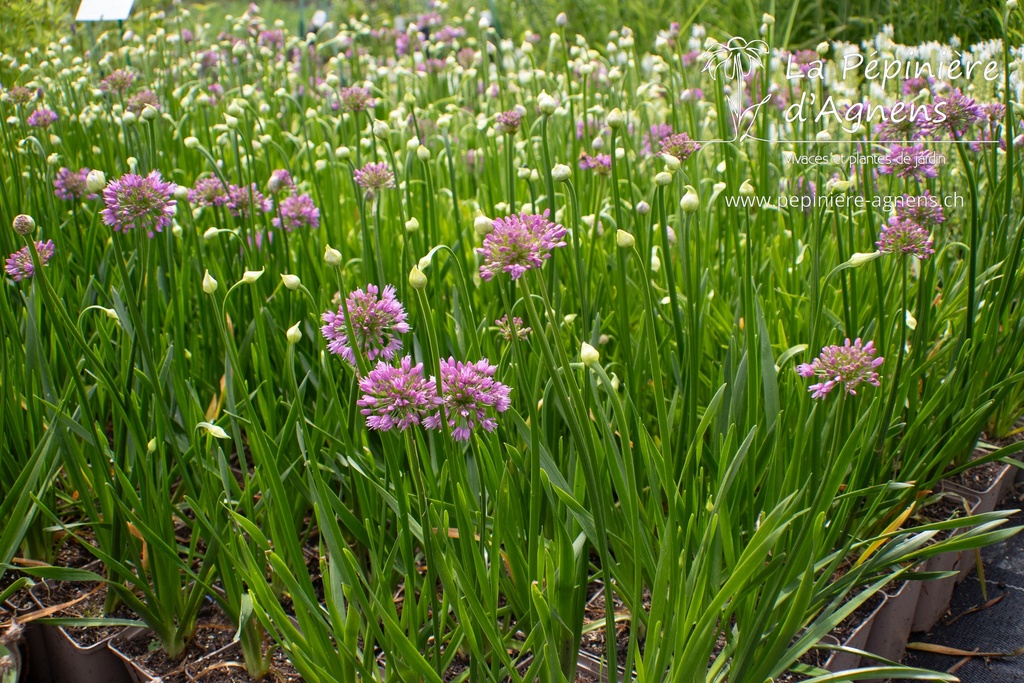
[878,144,939,181]
[125,89,159,114]
[267,169,295,194]
[321,284,411,366]
[180,28,194,43]
[876,217,935,258]
[895,191,945,228]
[258,29,285,49]
[226,183,273,218]
[901,76,933,95]
[477,210,567,282]
[496,315,531,341]
[357,356,440,432]
[495,109,523,135]
[353,162,395,195]
[27,109,57,128]
[101,171,177,235]
[100,69,137,94]
[189,176,228,207]
[338,86,375,113]
[578,151,612,174]
[874,104,933,141]
[54,167,96,201]
[423,357,511,441]
[931,88,984,139]
[796,338,883,399]
[981,102,1006,124]
[273,193,319,232]
[5,240,54,281]
[659,132,701,161]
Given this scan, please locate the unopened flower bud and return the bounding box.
[616,229,635,248]
[184,136,200,149]
[372,119,390,139]
[655,171,672,186]
[474,215,494,235]
[86,169,106,192]
[739,179,755,197]
[286,321,302,344]
[202,269,218,294]
[417,145,430,161]
[241,268,264,284]
[12,214,35,235]
[409,265,427,289]
[816,41,829,56]
[662,154,680,171]
[405,217,420,232]
[580,341,600,366]
[680,185,699,213]
[551,163,571,182]
[281,273,301,290]
[606,108,625,129]
[538,92,557,114]
[636,200,650,215]
[324,244,342,266]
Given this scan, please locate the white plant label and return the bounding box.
[76,0,136,22]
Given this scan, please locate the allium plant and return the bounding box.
[53,167,95,201]
[496,315,531,340]
[5,241,54,281]
[357,356,439,431]
[226,183,273,218]
[101,171,177,235]
[477,211,567,281]
[273,193,319,231]
[877,218,935,258]
[27,109,57,128]
[321,284,410,366]
[658,132,701,160]
[878,144,939,180]
[797,339,884,399]
[895,191,945,228]
[353,162,395,195]
[423,357,511,441]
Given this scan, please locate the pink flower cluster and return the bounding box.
[797,338,883,399]
[324,284,511,441]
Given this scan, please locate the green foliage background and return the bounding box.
[0,0,1006,58]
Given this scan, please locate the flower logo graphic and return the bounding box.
[701,36,773,141]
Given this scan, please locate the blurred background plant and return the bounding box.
[0,0,1007,60]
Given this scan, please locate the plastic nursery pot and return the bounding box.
[947,460,1014,515]
[863,579,921,671]
[576,650,624,683]
[824,593,887,673]
[107,627,161,683]
[27,578,134,683]
[910,488,981,633]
